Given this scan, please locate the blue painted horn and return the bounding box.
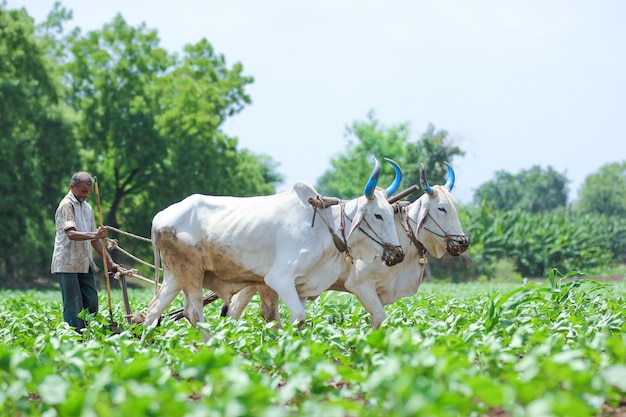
[420,163,435,196]
[384,158,402,196]
[364,157,381,200]
[444,162,455,191]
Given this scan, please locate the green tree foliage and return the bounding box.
[150,38,276,205]
[63,14,174,229]
[61,14,282,265]
[473,165,569,212]
[402,123,465,202]
[0,4,77,281]
[316,111,464,200]
[575,161,626,218]
[63,15,280,225]
[316,110,410,198]
[0,5,282,282]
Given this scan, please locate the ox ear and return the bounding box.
[414,198,429,233]
[346,202,365,240]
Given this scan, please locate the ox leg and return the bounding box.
[224,286,258,319]
[344,264,387,330]
[226,285,283,329]
[182,281,210,342]
[345,283,387,329]
[351,288,386,329]
[257,285,283,328]
[264,274,306,328]
[144,276,181,327]
[142,273,182,340]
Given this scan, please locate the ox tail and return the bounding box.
[152,227,160,295]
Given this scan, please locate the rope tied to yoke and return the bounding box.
[402,205,428,265]
[308,195,354,263]
[105,225,151,243]
[112,265,160,287]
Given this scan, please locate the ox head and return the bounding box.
[346,157,405,266]
[409,163,470,258]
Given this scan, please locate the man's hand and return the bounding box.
[108,262,120,273]
[95,226,108,240]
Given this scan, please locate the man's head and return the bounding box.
[70,172,94,202]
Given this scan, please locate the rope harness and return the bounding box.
[308,195,405,266]
[309,196,354,263]
[401,205,470,260]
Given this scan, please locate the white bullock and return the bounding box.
[143,158,405,338]
[225,163,469,329]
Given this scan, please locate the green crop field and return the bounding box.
[1,272,625,417]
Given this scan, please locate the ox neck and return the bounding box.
[402,205,428,265]
[310,201,354,263]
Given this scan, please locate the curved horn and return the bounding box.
[420,163,435,196]
[364,156,381,200]
[444,162,455,191]
[384,158,402,196]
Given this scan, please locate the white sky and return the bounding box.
[9,0,625,203]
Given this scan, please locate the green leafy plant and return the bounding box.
[0,274,624,416]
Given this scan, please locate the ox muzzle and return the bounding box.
[446,234,470,257]
[382,243,405,266]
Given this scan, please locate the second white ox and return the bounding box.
[224,163,470,329]
[143,158,405,336]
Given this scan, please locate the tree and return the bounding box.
[316,111,464,200]
[317,110,410,198]
[402,123,465,202]
[63,14,174,230]
[575,161,626,217]
[0,4,77,282]
[63,15,281,233]
[150,38,276,205]
[473,165,569,212]
[59,14,284,271]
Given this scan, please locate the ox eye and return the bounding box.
[438,207,447,213]
[374,214,383,220]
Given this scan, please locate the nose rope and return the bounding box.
[358,217,385,247]
[337,210,405,266]
[343,213,387,248]
[417,212,467,242]
[404,209,469,257]
[423,212,448,238]
[345,213,405,267]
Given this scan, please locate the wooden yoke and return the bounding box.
[388,184,420,204]
[308,195,341,208]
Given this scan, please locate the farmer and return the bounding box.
[51,171,119,331]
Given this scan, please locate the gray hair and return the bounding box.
[71,171,93,186]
